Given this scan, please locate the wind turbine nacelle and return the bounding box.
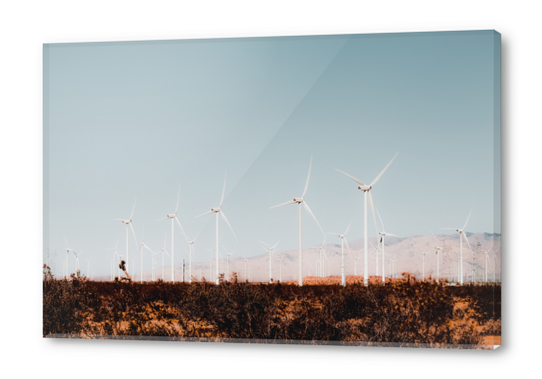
[167,214,176,218]
[293,197,304,203]
[122,219,131,224]
[211,207,221,212]
[358,185,371,191]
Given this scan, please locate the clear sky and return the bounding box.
[43,30,500,277]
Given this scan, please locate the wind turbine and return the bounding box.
[480,243,495,283]
[243,255,249,282]
[261,240,280,283]
[185,233,201,283]
[196,172,237,285]
[223,245,235,280]
[157,187,187,282]
[317,237,327,277]
[114,198,138,273]
[157,234,171,281]
[63,236,75,278]
[442,210,472,285]
[336,152,398,286]
[421,252,427,281]
[278,256,285,282]
[376,208,400,284]
[327,221,352,287]
[493,243,500,282]
[106,238,119,281]
[271,156,325,286]
[73,251,84,274]
[432,233,444,283]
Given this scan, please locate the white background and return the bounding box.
[0,1,539,378]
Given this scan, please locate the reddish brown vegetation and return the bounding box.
[43,275,500,348]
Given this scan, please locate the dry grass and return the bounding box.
[43,274,500,347]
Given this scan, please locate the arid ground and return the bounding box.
[43,273,500,349]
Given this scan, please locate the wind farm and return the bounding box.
[43,31,501,348]
[43,155,501,348]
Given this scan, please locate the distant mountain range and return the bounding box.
[92,233,501,283]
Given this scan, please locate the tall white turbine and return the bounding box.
[63,236,75,278]
[336,152,398,286]
[480,243,495,283]
[432,233,444,283]
[271,156,325,286]
[278,256,284,282]
[327,221,352,287]
[442,210,473,285]
[196,172,237,285]
[157,187,187,282]
[185,233,201,283]
[156,234,171,280]
[114,198,138,273]
[317,237,327,277]
[421,252,427,281]
[261,240,280,283]
[73,251,84,274]
[376,208,399,284]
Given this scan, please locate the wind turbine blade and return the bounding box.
[344,219,352,236]
[303,201,324,236]
[220,172,227,207]
[130,223,138,246]
[175,217,187,239]
[367,192,379,235]
[462,209,472,230]
[376,207,385,233]
[220,211,237,241]
[175,185,181,213]
[463,232,472,251]
[130,197,137,220]
[163,233,167,250]
[386,233,401,238]
[326,232,341,235]
[193,232,201,243]
[335,169,365,186]
[114,218,124,221]
[196,210,214,218]
[441,228,456,230]
[64,235,69,249]
[302,155,312,198]
[271,240,280,250]
[156,217,168,222]
[143,244,154,254]
[270,200,296,209]
[260,240,270,248]
[115,238,119,250]
[344,237,352,255]
[370,152,398,187]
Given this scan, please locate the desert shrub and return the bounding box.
[43,278,501,346]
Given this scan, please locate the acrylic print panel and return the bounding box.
[43,30,501,349]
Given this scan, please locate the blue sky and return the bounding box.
[44,30,500,277]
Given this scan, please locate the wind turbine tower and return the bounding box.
[328,221,352,286]
[442,210,473,285]
[197,172,237,284]
[157,187,187,282]
[271,156,325,286]
[114,198,138,273]
[336,153,398,286]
